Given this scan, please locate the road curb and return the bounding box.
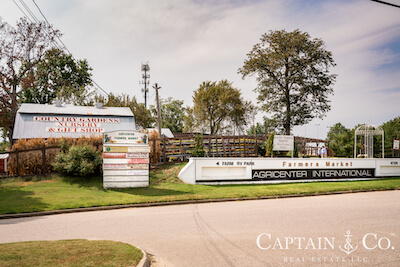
[0,188,399,220]
[137,249,150,267]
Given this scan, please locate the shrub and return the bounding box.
[265,131,274,157]
[257,142,266,157]
[8,136,102,176]
[52,144,102,177]
[192,134,205,157]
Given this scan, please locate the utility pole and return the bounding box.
[140,63,150,108]
[153,83,162,137]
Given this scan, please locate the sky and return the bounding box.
[1,0,399,139]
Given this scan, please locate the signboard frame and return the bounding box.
[102,130,150,189]
[394,139,399,151]
[273,135,294,151]
[273,135,294,158]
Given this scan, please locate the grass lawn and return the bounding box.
[0,163,399,215]
[0,239,142,267]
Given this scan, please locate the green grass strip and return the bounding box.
[0,163,399,215]
[0,239,142,267]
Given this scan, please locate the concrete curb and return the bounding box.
[137,249,150,267]
[0,188,399,220]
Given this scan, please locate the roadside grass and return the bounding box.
[0,163,399,214]
[0,239,142,267]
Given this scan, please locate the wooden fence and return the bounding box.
[150,134,267,164]
[0,134,328,177]
[0,146,59,177]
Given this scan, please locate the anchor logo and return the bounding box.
[339,230,358,255]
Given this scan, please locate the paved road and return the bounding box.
[1,191,399,266]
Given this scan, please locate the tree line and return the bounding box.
[2,16,338,148]
[327,118,400,158]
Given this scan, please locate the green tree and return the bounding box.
[192,133,205,157]
[0,17,60,146]
[247,122,265,135]
[0,129,8,152]
[20,48,93,105]
[327,123,353,157]
[193,80,254,135]
[227,99,255,135]
[96,93,155,129]
[183,106,196,133]
[239,29,336,135]
[382,116,400,158]
[0,92,12,144]
[151,97,185,133]
[265,131,275,157]
[0,140,8,152]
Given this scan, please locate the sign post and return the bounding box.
[273,135,294,158]
[103,130,150,188]
[394,139,399,151]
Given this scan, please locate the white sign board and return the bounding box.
[394,139,399,150]
[178,158,400,185]
[273,135,294,151]
[104,131,148,144]
[103,130,150,188]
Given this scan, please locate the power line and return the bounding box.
[16,0,63,51]
[20,0,40,23]
[30,0,108,96]
[32,0,72,55]
[31,0,52,27]
[32,0,108,96]
[12,0,64,51]
[11,0,109,97]
[12,0,33,23]
[370,0,400,8]
[92,81,110,97]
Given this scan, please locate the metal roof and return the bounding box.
[13,103,136,139]
[17,103,134,117]
[146,128,175,138]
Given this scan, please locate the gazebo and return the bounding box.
[354,123,384,158]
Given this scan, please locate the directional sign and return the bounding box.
[128,158,149,164]
[104,146,128,153]
[128,146,151,153]
[103,130,150,188]
[126,153,149,158]
[103,153,126,158]
[273,135,294,151]
[104,131,148,144]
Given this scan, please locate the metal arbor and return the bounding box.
[354,123,384,158]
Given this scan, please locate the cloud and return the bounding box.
[0,0,399,139]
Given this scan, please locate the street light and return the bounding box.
[315,124,320,140]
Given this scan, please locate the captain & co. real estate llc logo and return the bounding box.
[256,230,395,263]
